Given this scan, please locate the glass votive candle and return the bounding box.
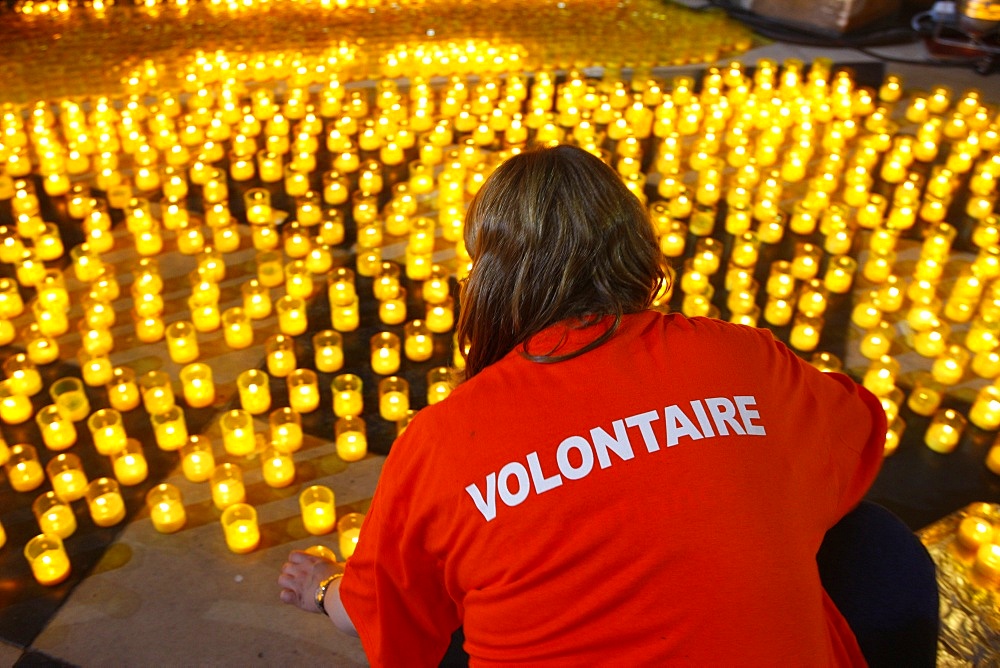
[288,369,320,414]
[222,307,254,349]
[377,286,407,326]
[86,477,127,527]
[46,452,87,502]
[338,512,364,559]
[181,435,215,483]
[859,321,894,359]
[913,320,950,358]
[133,312,165,343]
[313,330,344,373]
[796,280,828,318]
[139,370,175,416]
[87,408,128,456]
[332,374,363,418]
[220,409,257,457]
[328,267,357,306]
[422,265,452,305]
[162,320,199,364]
[269,407,303,454]
[151,405,188,451]
[0,378,35,424]
[237,370,272,415]
[884,417,906,456]
[862,355,900,398]
[179,363,215,408]
[256,250,285,287]
[6,443,45,492]
[427,367,453,405]
[24,533,71,586]
[300,485,336,536]
[265,334,297,378]
[241,279,272,320]
[146,483,186,534]
[789,314,822,351]
[33,491,77,539]
[810,352,843,374]
[765,261,795,299]
[221,503,260,554]
[211,462,246,510]
[931,345,970,385]
[188,293,221,333]
[400,320,433,362]
[107,366,141,413]
[331,296,360,332]
[261,446,296,488]
[79,351,114,388]
[823,256,857,294]
[111,438,149,486]
[7,354,43,396]
[36,404,77,451]
[79,321,113,356]
[284,260,314,299]
[790,243,822,281]
[925,408,966,454]
[371,332,402,375]
[426,297,455,333]
[378,376,410,422]
[276,295,308,336]
[973,350,1000,379]
[970,384,1000,430]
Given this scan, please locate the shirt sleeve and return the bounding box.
[339,423,461,668]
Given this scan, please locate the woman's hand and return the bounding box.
[278,550,342,613]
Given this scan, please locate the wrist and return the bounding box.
[314,572,343,615]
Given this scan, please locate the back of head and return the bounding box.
[457,144,665,378]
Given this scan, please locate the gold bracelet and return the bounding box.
[314,573,343,615]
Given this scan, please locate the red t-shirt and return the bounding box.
[341,312,885,667]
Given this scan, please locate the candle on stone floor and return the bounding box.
[211,463,246,510]
[222,503,260,554]
[288,369,320,414]
[47,453,88,502]
[969,385,1000,431]
[313,330,344,374]
[883,417,905,457]
[276,295,308,337]
[111,439,148,486]
[33,491,77,539]
[332,374,363,418]
[427,367,453,405]
[237,370,271,415]
[87,408,128,456]
[241,279,272,321]
[371,332,402,375]
[188,293,221,333]
[861,356,899,398]
[300,485,336,535]
[931,345,969,385]
[422,265,452,305]
[181,435,216,483]
[261,446,296,488]
[147,483,186,534]
[36,404,77,451]
[328,267,357,307]
[379,376,410,422]
[139,370,175,416]
[284,260,314,300]
[24,534,71,586]
[0,379,34,424]
[6,353,43,397]
[244,188,272,225]
[165,321,199,364]
[221,409,257,457]
[913,320,949,358]
[957,516,995,551]
[858,321,894,360]
[264,334,296,378]
[426,298,455,334]
[6,444,45,492]
[86,477,127,527]
[789,315,822,352]
[269,407,303,454]
[338,513,364,559]
[222,307,254,349]
[180,363,215,408]
[924,408,965,454]
[335,416,368,462]
[151,406,188,451]
[974,543,1000,584]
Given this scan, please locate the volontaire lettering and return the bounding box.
[465,395,766,522]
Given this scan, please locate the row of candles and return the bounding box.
[13,473,366,585]
[1,57,999,583]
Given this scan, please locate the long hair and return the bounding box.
[456,144,666,379]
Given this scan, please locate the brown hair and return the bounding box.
[456,144,666,379]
